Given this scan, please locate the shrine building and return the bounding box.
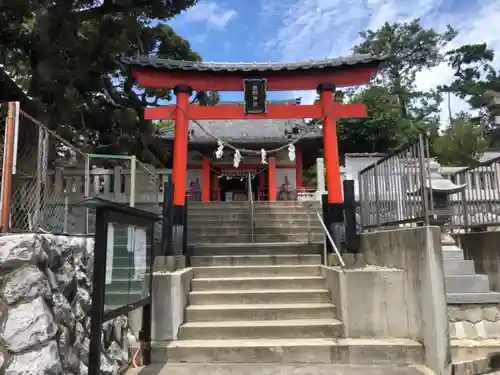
[159,99,323,201]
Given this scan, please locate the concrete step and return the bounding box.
[189,201,315,208]
[190,254,322,266]
[193,265,321,278]
[188,213,250,221]
[191,276,325,291]
[447,292,500,304]
[442,247,464,260]
[252,212,317,219]
[188,207,314,214]
[178,319,344,340]
[188,232,323,242]
[254,226,323,234]
[188,227,323,237]
[189,234,252,243]
[154,338,424,364]
[190,242,322,256]
[443,259,476,275]
[184,235,323,243]
[445,274,490,293]
[189,289,330,305]
[189,221,249,229]
[185,303,336,322]
[258,233,323,242]
[253,219,321,227]
[126,363,433,375]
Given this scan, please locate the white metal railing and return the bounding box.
[247,172,255,243]
[305,202,345,268]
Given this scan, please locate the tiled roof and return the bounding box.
[122,54,384,73]
[159,118,321,144]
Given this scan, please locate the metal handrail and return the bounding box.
[247,172,254,243]
[305,202,345,268]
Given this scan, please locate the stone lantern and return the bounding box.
[409,160,467,244]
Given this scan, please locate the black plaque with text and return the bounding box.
[244,79,267,114]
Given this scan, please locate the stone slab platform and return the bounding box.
[126,363,431,375]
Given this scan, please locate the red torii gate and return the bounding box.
[124,55,384,209]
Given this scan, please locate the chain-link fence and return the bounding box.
[9,107,87,233]
[1,102,165,235]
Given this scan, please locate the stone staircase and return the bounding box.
[152,243,424,365]
[443,239,500,304]
[188,201,323,244]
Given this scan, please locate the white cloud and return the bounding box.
[181,2,236,30]
[263,0,500,123]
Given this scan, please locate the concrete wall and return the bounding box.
[359,226,451,375]
[456,232,500,293]
[321,266,410,338]
[151,267,194,341]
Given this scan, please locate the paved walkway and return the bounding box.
[126,363,433,375]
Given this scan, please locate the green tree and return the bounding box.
[441,43,500,147]
[0,0,202,165]
[354,18,456,122]
[339,18,456,153]
[433,112,487,166]
[339,86,410,153]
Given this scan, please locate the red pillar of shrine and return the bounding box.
[202,157,211,202]
[173,85,192,206]
[268,157,277,201]
[318,84,342,203]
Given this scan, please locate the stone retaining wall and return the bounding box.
[0,233,134,374]
[449,304,500,339]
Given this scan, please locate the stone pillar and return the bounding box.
[316,157,326,200]
[316,157,325,191]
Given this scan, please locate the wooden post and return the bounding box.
[1,102,16,232]
[268,157,277,201]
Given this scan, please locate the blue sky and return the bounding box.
[165,0,500,120]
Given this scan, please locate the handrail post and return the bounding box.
[161,179,173,255]
[1,102,16,232]
[358,172,364,232]
[130,155,137,208]
[183,195,189,265]
[247,172,254,243]
[84,154,90,233]
[306,202,345,268]
[343,179,359,253]
[417,134,430,225]
[373,165,381,228]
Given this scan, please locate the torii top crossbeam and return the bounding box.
[123,54,384,210]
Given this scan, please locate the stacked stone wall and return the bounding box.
[0,233,134,374]
[449,304,500,339]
